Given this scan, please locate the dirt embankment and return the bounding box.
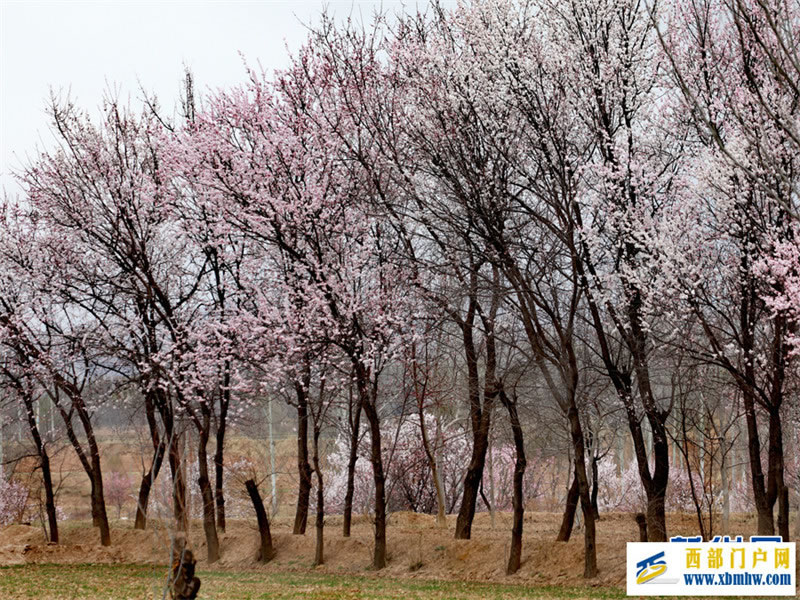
[0,511,770,588]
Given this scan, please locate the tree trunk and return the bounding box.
[590,455,600,519]
[568,405,597,578]
[245,479,274,562]
[767,407,786,539]
[40,451,59,543]
[312,427,324,567]
[635,513,648,541]
[169,432,188,532]
[645,486,667,544]
[293,388,312,536]
[500,390,526,575]
[82,409,111,547]
[197,413,220,563]
[721,449,730,534]
[214,416,227,534]
[342,391,362,537]
[417,400,446,529]
[557,469,579,542]
[361,396,386,569]
[454,285,492,540]
[134,472,153,531]
[214,380,230,534]
[20,389,59,543]
[134,440,165,530]
[90,467,111,546]
[778,485,789,541]
[135,390,165,530]
[455,391,493,539]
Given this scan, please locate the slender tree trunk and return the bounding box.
[22,390,59,543]
[169,432,188,532]
[268,398,278,516]
[80,404,110,547]
[293,387,312,535]
[742,390,773,534]
[567,405,597,578]
[134,449,163,531]
[590,455,600,519]
[456,421,492,540]
[454,283,491,540]
[500,390,526,575]
[245,479,274,562]
[49,387,109,546]
[767,407,787,540]
[214,383,229,533]
[89,466,111,546]
[312,427,324,567]
[214,420,227,534]
[557,469,580,542]
[342,392,362,537]
[721,445,730,534]
[417,399,446,528]
[40,452,59,543]
[135,391,165,530]
[778,486,789,541]
[197,412,220,563]
[361,391,387,569]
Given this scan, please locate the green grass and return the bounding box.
[0,563,628,599]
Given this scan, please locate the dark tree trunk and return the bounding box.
[20,388,59,543]
[500,389,526,575]
[567,405,597,578]
[80,400,110,547]
[454,277,493,540]
[197,411,220,563]
[293,386,312,536]
[134,390,165,530]
[590,456,600,520]
[312,427,324,567]
[360,385,387,570]
[635,513,648,541]
[245,479,275,562]
[214,377,230,534]
[645,483,667,544]
[342,387,362,538]
[169,432,188,532]
[557,469,580,542]
[134,439,165,530]
[214,420,227,534]
[778,486,789,541]
[766,406,785,538]
[40,452,59,543]
[89,466,111,546]
[51,387,110,546]
[455,427,491,540]
[742,388,773,534]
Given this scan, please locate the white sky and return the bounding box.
[0,0,437,195]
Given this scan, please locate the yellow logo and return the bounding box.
[637,551,667,584]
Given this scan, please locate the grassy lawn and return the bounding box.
[0,564,629,599]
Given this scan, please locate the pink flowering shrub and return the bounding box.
[105,471,132,519]
[0,476,30,526]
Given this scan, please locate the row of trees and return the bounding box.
[2,0,800,578]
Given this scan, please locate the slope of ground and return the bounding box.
[0,511,772,590]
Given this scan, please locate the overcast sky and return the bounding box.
[0,0,435,195]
